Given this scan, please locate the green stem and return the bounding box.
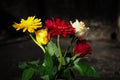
[29,34,46,53]
[64,36,75,57]
[57,35,63,71]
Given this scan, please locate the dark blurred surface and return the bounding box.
[0,0,120,80]
[0,39,44,80]
[0,38,120,80]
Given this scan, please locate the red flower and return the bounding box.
[45,18,75,37]
[74,39,92,57]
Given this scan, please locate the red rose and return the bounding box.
[74,40,92,57]
[45,18,75,37]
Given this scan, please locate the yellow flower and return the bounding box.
[35,29,50,45]
[13,16,42,33]
[70,19,89,38]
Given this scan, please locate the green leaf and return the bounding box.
[73,63,84,75]
[41,75,50,80]
[36,65,46,76]
[22,68,35,80]
[19,62,28,69]
[73,58,80,64]
[19,60,40,69]
[62,69,74,80]
[66,57,71,63]
[42,51,55,78]
[28,59,40,66]
[43,51,53,68]
[37,65,55,79]
[73,62,99,78]
[46,41,59,57]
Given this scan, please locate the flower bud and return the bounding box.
[35,29,49,45]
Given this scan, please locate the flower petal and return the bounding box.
[13,16,42,33]
[35,29,49,45]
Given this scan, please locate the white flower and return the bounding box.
[70,19,89,38]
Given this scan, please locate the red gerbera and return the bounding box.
[45,18,75,37]
[74,39,92,57]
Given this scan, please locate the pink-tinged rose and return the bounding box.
[74,40,92,57]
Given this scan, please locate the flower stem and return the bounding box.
[57,35,63,71]
[29,34,46,53]
[64,36,75,57]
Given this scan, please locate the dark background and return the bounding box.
[0,0,120,80]
[0,0,119,41]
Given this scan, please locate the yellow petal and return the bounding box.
[35,29,49,45]
[12,16,42,33]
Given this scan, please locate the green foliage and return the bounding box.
[28,59,40,66]
[45,41,59,57]
[62,69,74,80]
[73,62,99,78]
[19,60,40,80]
[19,62,28,69]
[41,50,55,78]
[22,68,35,80]
[18,37,99,80]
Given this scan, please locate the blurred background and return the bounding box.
[0,0,120,80]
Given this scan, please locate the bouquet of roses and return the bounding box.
[13,16,99,80]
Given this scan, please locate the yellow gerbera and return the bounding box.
[13,16,42,33]
[35,29,50,45]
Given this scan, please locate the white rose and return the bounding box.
[70,19,89,39]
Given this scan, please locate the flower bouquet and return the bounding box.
[13,16,99,80]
